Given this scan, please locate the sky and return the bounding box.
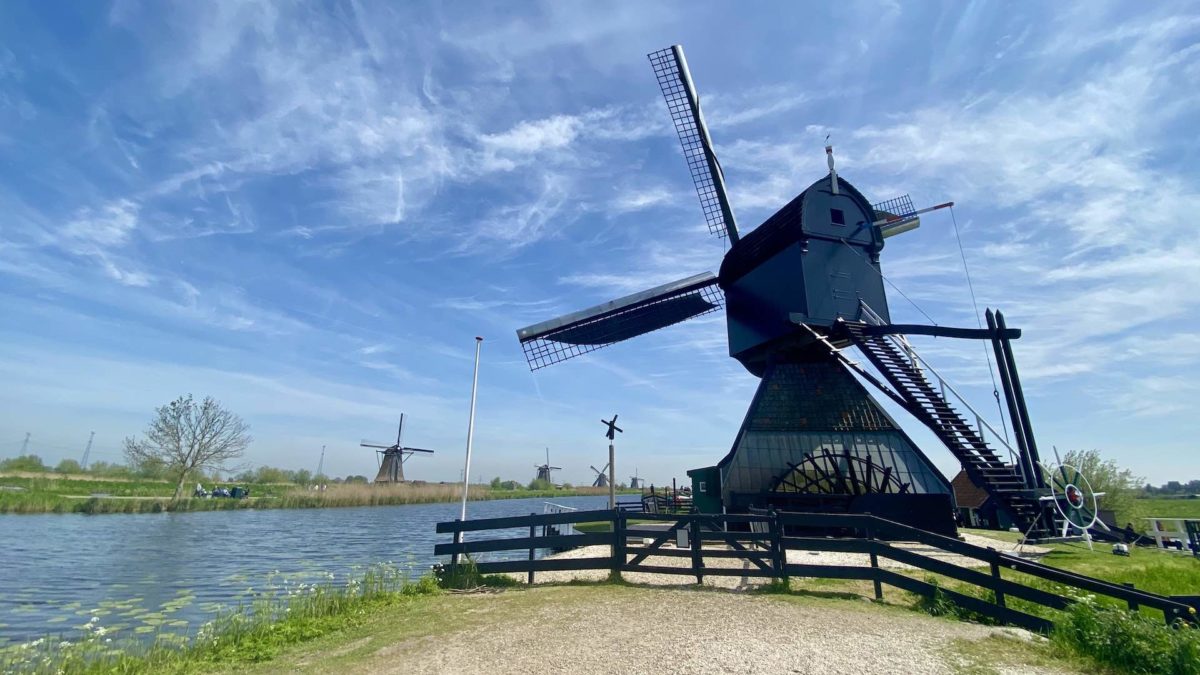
[0,1,1197,487]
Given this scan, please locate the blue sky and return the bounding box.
[1,1,1197,487]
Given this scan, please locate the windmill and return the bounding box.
[590,463,610,488]
[630,469,644,490]
[360,414,435,483]
[534,448,560,485]
[516,45,1060,537]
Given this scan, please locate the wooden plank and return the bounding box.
[876,569,1053,633]
[875,543,1070,611]
[628,520,687,566]
[698,531,772,543]
[784,564,878,580]
[782,537,874,554]
[777,512,869,528]
[864,514,998,561]
[435,508,614,533]
[624,564,777,578]
[435,532,609,556]
[623,547,692,559]
[621,512,698,523]
[726,537,776,573]
[698,548,774,560]
[1000,555,1194,619]
[474,557,612,575]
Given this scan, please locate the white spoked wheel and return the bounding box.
[1043,463,1103,539]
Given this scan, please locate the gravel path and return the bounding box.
[371,586,1063,675]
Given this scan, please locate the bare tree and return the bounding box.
[124,394,251,501]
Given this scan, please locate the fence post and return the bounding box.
[691,517,704,585]
[865,513,883,601]
[1123,582,1140,613]
[450,519,462,581]
[990,552,1006,608]
[528,513,536,585]
[770,508,787,585]
[612,508,626,578]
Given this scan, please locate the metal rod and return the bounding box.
[459,337,483,521]
[872,201,954,225]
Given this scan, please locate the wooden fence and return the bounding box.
[435,509,1197,633]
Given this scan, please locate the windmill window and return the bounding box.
[830,208,846,226]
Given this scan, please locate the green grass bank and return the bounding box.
[0,473,635,515]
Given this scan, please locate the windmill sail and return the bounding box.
[649,45,739,242]
[517,272,723,370]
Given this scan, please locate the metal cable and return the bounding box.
[949,205,1010,443]
[838,238,938,325]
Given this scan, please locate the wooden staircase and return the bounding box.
[840,321,1044,531]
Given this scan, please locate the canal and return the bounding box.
[0,495,609,646]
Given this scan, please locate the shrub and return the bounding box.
[0,454,48,472]
[1053,601,1200,675]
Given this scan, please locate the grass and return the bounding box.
[0,473,632,514]
[572,518,656,533]
[1123,497,1200,527]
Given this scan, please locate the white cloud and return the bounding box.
[61,199,140,250]
[481,115,581,154]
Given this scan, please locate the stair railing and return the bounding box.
[856,302,1023,472]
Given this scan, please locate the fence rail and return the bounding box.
[435,509,1197,632]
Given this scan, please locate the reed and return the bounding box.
[0,481,621,514]
[274,483,615,509]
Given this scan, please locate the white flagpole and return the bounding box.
[459,337,483,521]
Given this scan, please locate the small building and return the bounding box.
[952,470,1017,530]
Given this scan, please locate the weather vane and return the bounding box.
[601,414,623,441]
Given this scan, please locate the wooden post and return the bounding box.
[450,520,462,582]
[990,555,1006,608]
[528,513,536,585]
[770,508,787,585]
[865,513,883,601]
[613,509,625,577]
[1124,582,1139,612]
[691,517,704,585]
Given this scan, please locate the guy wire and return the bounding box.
[949,205,1009,443]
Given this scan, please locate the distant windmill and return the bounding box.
[360,414,435,483]
[534,447,561,484]
[590,463,610,488]
[630,468,644,489]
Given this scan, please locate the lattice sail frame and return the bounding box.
[648,46,738,241]
[518,278,724,370]
[871,193,915,220]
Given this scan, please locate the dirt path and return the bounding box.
[253,585,1075,675]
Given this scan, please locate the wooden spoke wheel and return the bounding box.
[768,448,910,495]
